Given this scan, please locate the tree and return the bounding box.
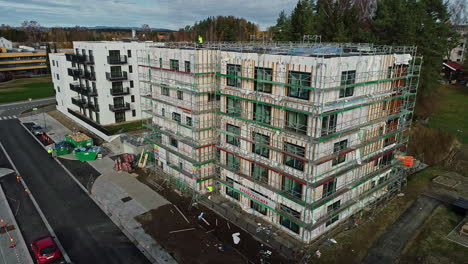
[290,0,315,40]
[272,10,292,41]
[21,20,42,43]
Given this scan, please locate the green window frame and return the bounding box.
[286,110,307,135]
[172,112,181,123]
[282,176,302,199]
[227,64,241,88]
[322,178,337,199]
[226,97,241,116]
[226,177,239,200]
[177,90,183,100]
[332,139,348,166]
[184,61,191,73]
[326,200,341,227]
[279,204,300,234]
[161,85,170,96]
[254,67,273,93]
[339,70,355,98]
[283,142,305,171]
[321,114,337,136]
[251,163,268,184]
[186,117,192,126]
[226,153,240,172]
[250,199,268,215]
[288,71,310,100]
[226,124,240,147]
[252,132,270,158]
[253,104,271,125]
[170,59,179,71]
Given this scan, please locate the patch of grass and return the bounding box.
[400,205,468,264]
[427,85,468,144]
[104,120,144,134]
[0,77,54,104]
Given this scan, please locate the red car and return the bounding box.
[30,236,62,264]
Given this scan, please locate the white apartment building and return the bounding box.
[0,37,13,49]
[448,25,467,63]
[50,41,153,139]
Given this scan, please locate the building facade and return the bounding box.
[0,50,47,74]
[448,25,467,63]
[138,43,421,243]
[0,37,13,49]
[50,41,153,138]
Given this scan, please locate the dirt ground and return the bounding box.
[135,171,290,264]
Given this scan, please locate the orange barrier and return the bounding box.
[396,155,414,166]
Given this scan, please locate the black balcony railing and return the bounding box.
[71,97,88,108]
[84,55,94,64]
[67,68,82,78]
[109,102,130,111]
[86,88,98,97]
[69,83,81,92]
[107,55,127,64]
[110,87,130,96]
[66,54,85,63]
[88,102,100,112]
[106,71,128,81]
[83,71,96,81]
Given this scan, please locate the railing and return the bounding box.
[67,68,82,78]
[84,55,94,64]
[109,102,130,111]
[110,87,130,96]
[71,97,87,108]
[88,102,100,112]
[107,55,127,64]
[106,71,128,81]
[83,71,96,81]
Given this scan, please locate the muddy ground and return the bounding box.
[135,171,291,264]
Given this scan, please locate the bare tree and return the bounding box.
[21,20,42,43]
[141,24,151,40]
[448,0,468,25]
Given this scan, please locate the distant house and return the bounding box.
[442,61,464,82]
[447,25,467,63]
[0,37,13,49]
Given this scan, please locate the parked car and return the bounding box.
[30,236,62,264]
[31,124,45,135]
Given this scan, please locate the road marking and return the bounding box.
[0,143,72,264]
[12,115,17,119]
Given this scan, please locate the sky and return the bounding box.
[0,0,298,30]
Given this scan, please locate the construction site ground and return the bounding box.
[136,171,290,264]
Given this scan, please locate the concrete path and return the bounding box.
[19,113,71,144]
[0,169,34,264]
[362,195,440,264]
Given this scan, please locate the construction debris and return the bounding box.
[174,205,190,224]
[232,233,240,244]
[169,228,196,234]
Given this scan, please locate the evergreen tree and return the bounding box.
[272,10,292,41]
[290,0,315,41]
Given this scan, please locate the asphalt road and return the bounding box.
[0,119,149,264]
[0,97,55,120]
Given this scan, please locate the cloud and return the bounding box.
[0,0,297,30]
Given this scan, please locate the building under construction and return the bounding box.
[137,42,421,243]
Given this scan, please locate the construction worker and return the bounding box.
[47,147,54,159]
[198,35,203,44]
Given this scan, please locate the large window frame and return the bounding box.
[226,97,241,116]
[226,177,240,200]
[326,200,341,227]
[254,67,273,93]
[332,139,348,166]
[253,104,271,125]
[288,71,310,100]
[282,176,303,199]
[279,204,300,234]
[322,178,337,199]
[252,132,270,158]
[227,64,242,88]
[283,142,305,171]
[226,153,240,172]
[251,163,268,184]
[286,110,308,135]
[226,124,240,147]
[339,70,356,98]
[321,114,337,136]
[170,59,179,71]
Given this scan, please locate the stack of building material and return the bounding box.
[65,132,93,148]
[114,153,136,172]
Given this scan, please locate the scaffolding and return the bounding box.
[137,41,422,245]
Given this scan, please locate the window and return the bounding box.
[177,90,183,100]
[226,97,241,116]
[208,93,220,102]
[279,204,300,234]
[52,60,55,66]
[179,162,183,170]
[131,95,135,103]
[332,140,348,166]
[321,114,337,136]
[172,112,181,123]
[130,80,134,88]
[322,179,337,198]
[251,163,268,183]
[253,104,271,125]
[170,59,179,71]
[226,124,240,147]
[282,176,302,199]
[129,65,133,73]
[159,58,163,68]
[326,200,341,227]
[115,112,126,123]
[226,177,239,200]
[227,64,241,88]
[284,142,305,171]
[56,74,60,80]
[170,138,178,148]
[226,153,240,172]
[381,152,394,166]
[184,61,190,73]
[252,132,270,158]
[250,199,267,215]
[186,117,192,126]
[127,50,131,58]
[378,177,385,185]
[254,67,272,93]
[132,110,136,117]
[339,70,356,98]
[286,111,307,135]
[161,108,165,117]
[288,71,310,99]
[161,85,170,96]
[387,66,393,79]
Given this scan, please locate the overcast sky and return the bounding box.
[0,0,298,30]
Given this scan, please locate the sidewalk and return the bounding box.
[20,112,177,264]
[0,169,34,264]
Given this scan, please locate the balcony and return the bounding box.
[71,97,88,108]
[84,55,94,65]
[86,88,98,97]
[88,102,100,112]
[109,102,130,112]
[107,55,127,64]
[106,71,128,81]
[69,83,81,92]
[83,71,96,81]
[67,68,82,78]
[65,54,85,63]
[110,87,130,96]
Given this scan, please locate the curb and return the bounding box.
[19,121,166,264]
